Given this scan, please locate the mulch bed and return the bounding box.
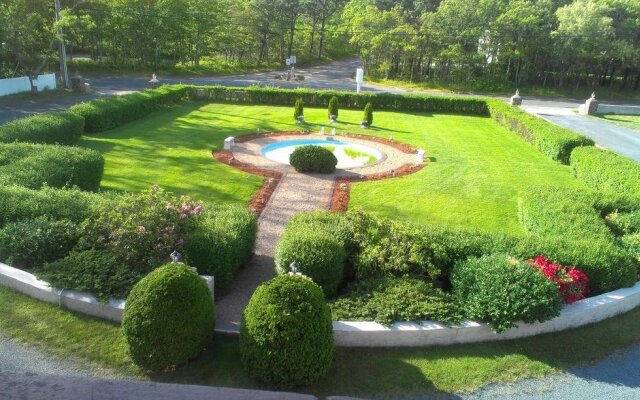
[212,150,282,216]
[330,163,427,212]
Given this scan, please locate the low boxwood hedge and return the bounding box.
[487,100,594,164]
[0,185,104,228]
[70,85,188,133]
[240,275,334,387]
[289,145,337,173]
[0,143,104,191]
[0,216,79,269]
[571,146,640,198]
[0,111,84,145]
[275,228,345,297]
[452,254,563,333]
[183,206,257,292]
[122,264,214,371]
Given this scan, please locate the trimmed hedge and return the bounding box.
[330,276,463,326]
[487,100,594,164]
[452,254,563,333]
[328,96,339,118]
[183,206,257,292]
[186,85,490,115]
[0,216,79,269]
[0,185,104,228]
[515,236,637,295]
[275,228,345,297]
[363,102,373,126]
[36,249,140,301]
[289,145,337,173]
[122,264,214,371]
[240,275,334,387]
[70,85,188,133]
[0,111,84,145]
[571,146,640,198]
[518,186,614,241]
[0,143,104,191]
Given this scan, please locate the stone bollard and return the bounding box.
[510,89,522,106]
[224,137,235,151]
[417,149,425,163]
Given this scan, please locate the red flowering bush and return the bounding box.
[529,256,589,304]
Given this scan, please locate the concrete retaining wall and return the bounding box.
[0,74,57,97]
[598,105,640,115]
[332,282,640,347]
[0,262,214,323]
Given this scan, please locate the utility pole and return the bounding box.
[54,0,70,88]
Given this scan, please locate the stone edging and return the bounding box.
[2,261,639,348]
[0,262,214,324]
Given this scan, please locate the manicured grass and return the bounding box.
[3,286,640,397]
[595,114,640,130]
[81,103,581,233]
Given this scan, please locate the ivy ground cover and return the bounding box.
[81,103,581,235]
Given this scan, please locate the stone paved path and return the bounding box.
[215,172,334,328]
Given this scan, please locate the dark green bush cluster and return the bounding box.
[37,249,139,301]
[240,275,333,387]
[330,276,463,326]
[275,225,345,297]
[518,186,613,241]
[328,96,339,118]
[0,143,104,191]
[186,85,490,115]
[184,205,257,292]
[123,264,214,371]
[0,216,79,269]
[487,100,594,164]
[452,254,563,332]
[0,111,84,145]
[605,210,640,236]
[289,145,337,173]
[70,86,188,133]
[293,98,303,120]
[363,102,373,125]
[0,185,103,228]
[570,146,640,198]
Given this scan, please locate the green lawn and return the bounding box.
[82,103,581,234]
[595,114,640,130]
[2,285,640,397]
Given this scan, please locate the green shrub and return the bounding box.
[619,233,640,265]
[328,96,339,118]
[240,275,333,387]
[186,86,490,115]
[571,146,640,198]
[36,249,140,301]
[452,254,563,333]
[605,210,640,236]
[0,111,84,145]
[275,228,345,297]
[515,236,637,295]
[0,185,104,228]
[0,216,79,269]
[293,98,303,120]
[70,86,188,133]
[78,186,203,275]
[330,276,463,326]
[122,264,214,371]
[518,186,614,241]
[0,143,104,191]
[183,206,257,292]
[363,102,373,126]
[487,100,594,164]
[289,145,337,173]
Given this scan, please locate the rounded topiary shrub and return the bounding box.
[289,145,337,173]
[240,275,334,387]
[122,264,214,371]
[275,229,345,297]
[451,254,563,333]
[327,96,339,119]
[363,102,373,126]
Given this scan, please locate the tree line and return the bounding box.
[1,0,639,91]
